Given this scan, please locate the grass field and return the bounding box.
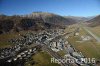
[57,50,66,57]
[68,36,100,59]
[0,41,13,48]
[0,30,37,41]
[0,31,36,48]
[66,26,100,60]
[89,26,100,37]
[0,32,19,48]
[25,51,60,66]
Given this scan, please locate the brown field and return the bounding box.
[25,51,60,66]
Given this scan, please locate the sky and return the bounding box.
[0,0,100,17]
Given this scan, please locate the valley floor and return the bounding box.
[66,24,100,60]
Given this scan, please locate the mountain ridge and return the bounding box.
[0,12,76,34]
[86,15,100,27]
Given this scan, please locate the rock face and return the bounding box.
[0,12,76,34]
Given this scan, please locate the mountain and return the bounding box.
[86,15,100,27]
[23,12,76,25]
[64,16,96,23]
[64,16,88,22]
[0,12,76,34]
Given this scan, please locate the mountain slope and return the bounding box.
[87,15,100,27]
[64,16,88,22]
[0,12,76,34]
[23,12,76,25]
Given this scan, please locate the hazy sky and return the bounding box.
[0,0,100,16]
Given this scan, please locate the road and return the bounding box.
[42,32,78,66]
[83,26,100,42]
[42,45,70,66]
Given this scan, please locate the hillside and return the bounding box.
[87,15,100,27]
[23,12,76,25]
[0,12,76,34]
[64,16,89,22]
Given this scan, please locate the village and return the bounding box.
[0,28,94,66]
